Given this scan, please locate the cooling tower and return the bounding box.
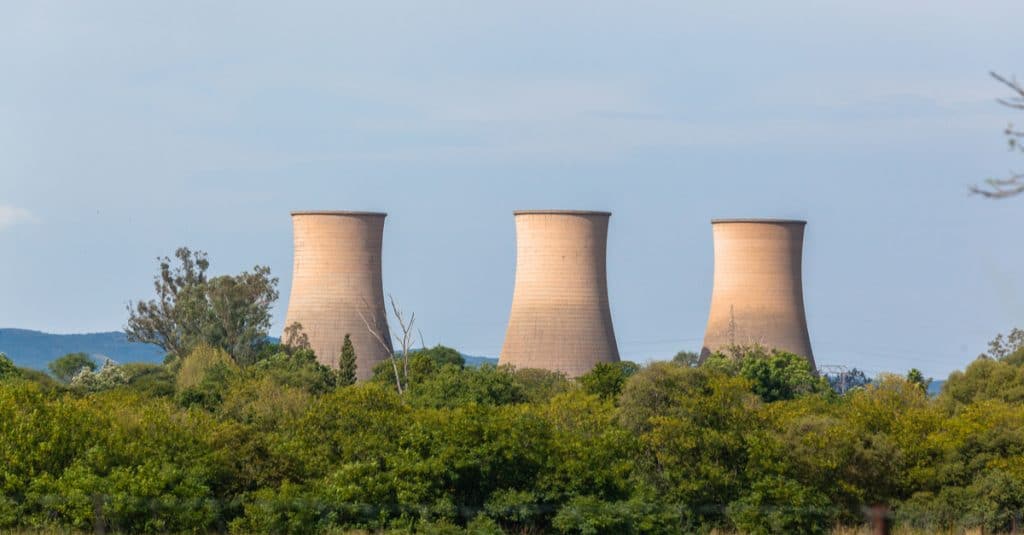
[701,219,814,366]
[499,210,620,377]
[283,211,392,381]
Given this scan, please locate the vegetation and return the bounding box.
[0,352,18,380]
[47,353,96,383]
[4,249,1021,533]
[125,247,279,365]
[1,332,1023,534]
[338,334,357,387]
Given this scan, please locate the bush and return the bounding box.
[408,365,527,409]
[704,346,828,402]
[69,360,129,392]
[579,361,640,401]
[248,349,337,395]
[726,476,834,535]
[0,353,18,381]
[48,353,96,383]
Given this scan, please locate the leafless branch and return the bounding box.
[359,298,403,394]
[973,72,1024,199]
[970,173,1024,198]
[387,295,416,389]
[992,71,1024,110]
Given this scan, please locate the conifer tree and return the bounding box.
[338,334,357,386]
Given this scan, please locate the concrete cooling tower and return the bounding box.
[499,210,620,377]
[701,219,814,366]
[283,211,392,381]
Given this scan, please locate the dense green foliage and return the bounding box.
[704,347,830,402]
[3,336,1024,534]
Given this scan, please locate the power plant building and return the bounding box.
[500,210,620,377]
[283,211,392,381]
[701,219,814,366]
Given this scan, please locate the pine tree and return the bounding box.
[338,334,357,386]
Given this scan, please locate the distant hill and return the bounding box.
[0,329,165,370]
[463,354,499,367]
[0,328,500,371]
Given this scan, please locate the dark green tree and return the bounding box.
[0,353,18,380]
[48,353,96,383]
[906,368,932,393]
[338,334,357,386]
[579,361,640,400]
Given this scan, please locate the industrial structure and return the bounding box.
[701,219,814,365]
[283,211,392,381]
[499,210,620,377]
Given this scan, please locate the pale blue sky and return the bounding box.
[2,1,1022,378]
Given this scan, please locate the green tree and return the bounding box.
[249,348,337,395]
[0,353,18,381]
[121,363,176,397]
[579,361,640,400]
[672,350,700,367]
[941,356,1024,406]
[338,334,357,386]
[618,363,763,529]
[175,344,238,409]
[125,247,279,364]
[906,368,931,393]
[48,352,96,383]
[726,476,833,535]
[408,365,527,409]
[704,346,827,402]
[416,344,465,368]
[512,367,573,404]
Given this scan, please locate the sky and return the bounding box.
[2,1,1022,378]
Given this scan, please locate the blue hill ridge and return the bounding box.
[0,328,166,369]
[0,328,501,370]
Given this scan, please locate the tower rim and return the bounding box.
[514,209,612,216]
[291,210,387,217]
[711,218,806,225]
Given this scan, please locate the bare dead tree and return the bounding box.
[972,71,1024,198]
[388,295,416,390]
[359,298,403,394]
[358,294,418,394]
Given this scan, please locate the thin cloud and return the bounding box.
[0,205,37,231]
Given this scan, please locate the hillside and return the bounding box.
[0,328,500,371]
[0,329,166,370]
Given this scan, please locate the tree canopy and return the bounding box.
[47,352,95,383]
[125,247,278,364]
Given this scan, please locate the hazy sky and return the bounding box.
[2,1,1022,378]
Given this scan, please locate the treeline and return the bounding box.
[2,335,1024,534]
